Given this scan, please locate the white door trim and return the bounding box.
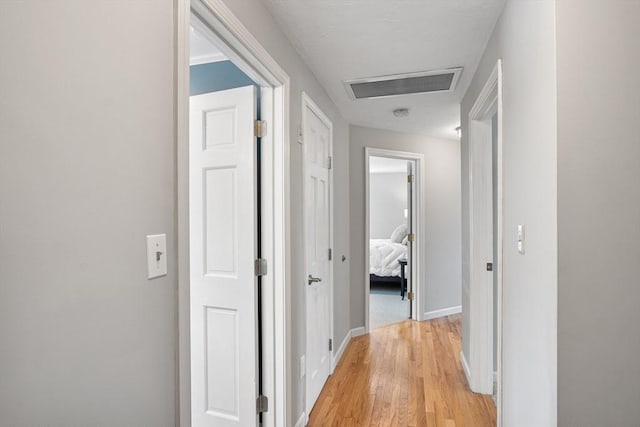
[177,1,291,426]
[466,59,503,426]
[301,92,334,420]
[364,147,425,333]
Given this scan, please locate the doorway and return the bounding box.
[177,1,290,426]
[364,148,424,333]
[188,18,262,427]
[367,156,414,329]
[466,59,503,425]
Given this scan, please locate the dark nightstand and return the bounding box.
[398,258,408,299]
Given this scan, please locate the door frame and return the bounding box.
[364,147,425,333]
[301,92,334,421]
[177,1,291,426]
[466,59,503,425]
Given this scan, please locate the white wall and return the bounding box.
[0,0,351,425]
[350,125,462,326]
[460,1,558,426]
[369,172,407,239]
[557,1,640,425]
[0,1,176,425]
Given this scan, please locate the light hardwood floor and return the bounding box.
[307,315,496,426]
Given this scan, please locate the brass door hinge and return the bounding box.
[407,174,414,183]
[256,395,268,413]
[255,259,268,276]
[407,292,415,301]
[254,120,267,138]
[407,233,415,242]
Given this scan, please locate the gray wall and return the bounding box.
[369,172,407,239]
[0,0,351,425]
[557,1,640,425]
[350,125,462,326]
[0,1,176,425]
[460,1,558,426]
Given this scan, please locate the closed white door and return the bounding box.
[469,119,495,394]
[304,103,332,414]
[189,86,258,426]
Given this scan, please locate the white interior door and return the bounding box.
[304,103,332,414]
[406,161,414,318]
[189,86,258,426]
[469,118,495,394]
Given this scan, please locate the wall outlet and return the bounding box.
[299,355,306,379]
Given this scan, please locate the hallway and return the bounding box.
[308,316,496,426]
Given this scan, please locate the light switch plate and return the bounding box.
[147,234,167,279]
[517,225,525,254]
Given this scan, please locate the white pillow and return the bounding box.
[390,223,408,243]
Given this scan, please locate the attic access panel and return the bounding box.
[344,68,463,100]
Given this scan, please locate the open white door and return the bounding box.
[406,161,414,318]
[189,85,258,426]
[303,97,332,415]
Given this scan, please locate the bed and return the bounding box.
[369,223,409,297]
[369,239,407,278]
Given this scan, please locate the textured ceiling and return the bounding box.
[261,0,505,140]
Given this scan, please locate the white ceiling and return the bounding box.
[190,25,227,65]
[369,156,409,174]
[261,0,505,140]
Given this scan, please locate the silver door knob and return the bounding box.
[308,275,322,285]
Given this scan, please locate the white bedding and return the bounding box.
[369,239,407,277]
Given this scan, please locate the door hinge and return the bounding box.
[407,174,414,183]
[328,248,332,261]
[255,258,268,276]
[327,156,332,170]
[407,292,415,301]
[407,233,415,242]
[256,395,268,414]
[486,262,493,271]
[329,338,333,351]
[254,120,267,138]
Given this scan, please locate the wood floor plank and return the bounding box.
[307,315,496,426]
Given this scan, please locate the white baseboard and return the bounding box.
[294,411,306,427]
[351,326,365,337]
[423,305,462,320]
[460,351,472,388]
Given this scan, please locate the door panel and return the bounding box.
[304,105,332,414]
[190,86,258,427]
[469,119,494,394]
[407,161,414,319]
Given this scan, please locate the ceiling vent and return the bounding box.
[344,68,463,100]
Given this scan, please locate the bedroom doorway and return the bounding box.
[178,2,290,426]
[364,148,424,332]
